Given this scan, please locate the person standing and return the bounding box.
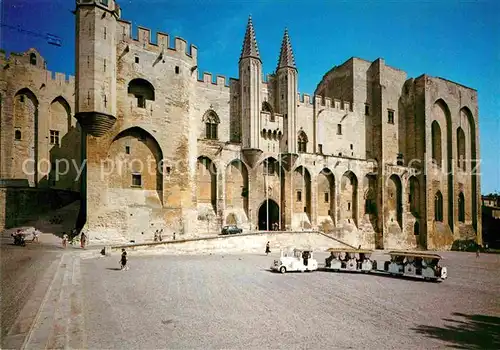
[265,241,271,255]
[80,232,87,249]
[120,248,128,270]
[62,232,68,249]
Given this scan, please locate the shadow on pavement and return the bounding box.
[106,267,122,271]
[412,313,500,349]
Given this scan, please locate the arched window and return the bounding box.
[298,131,308,153]
[15,130,22,140]
[30,53,37,66]
[203,110,219,140]
[434,191,443,222]
[128,78,155,108]
[431,121,442,167]
[458,192,465,222]
[262,101,273,114]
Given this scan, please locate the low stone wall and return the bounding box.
[108,231,352,256]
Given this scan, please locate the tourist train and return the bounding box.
[272,248,448,282]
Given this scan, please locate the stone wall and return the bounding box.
[0,49,80,191]
[109,231,351,256]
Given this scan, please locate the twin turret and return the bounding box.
[239,17,298,154]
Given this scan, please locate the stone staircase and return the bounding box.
[3,253,86,349]
[105,230,356,256]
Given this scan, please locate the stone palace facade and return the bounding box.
[0,0,481,248]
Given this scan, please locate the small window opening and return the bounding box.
[318,144,323,154]
[350,144,353,150]
[297,190,302,202]
[15,130,21,140]
[125,146,130,154]
[135,56,139,64]
[29,53,37,66]
[388,110,395,124]
[132,174,142,187]
[20,95,25,103]
[50,130,60,146]
[324,192,329,203]
[337,124,342,135]
[365,104,370,115]
[166,166,171,175]
[175,66,180,74]
[348,202,351,211]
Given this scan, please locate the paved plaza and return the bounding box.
[3,248,500,349]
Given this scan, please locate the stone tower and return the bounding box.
[239,16,262,150]
[74,0,119,136]
[276,29,298,154]
[74,0,121,230]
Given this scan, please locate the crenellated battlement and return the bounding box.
[47,71,75,85]
[197,72,231,87]
[117,19,198,60]
[298,93,353,111]
[1,50,74,86]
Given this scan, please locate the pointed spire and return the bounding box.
[240,16,260,62]
[277,28,296,70]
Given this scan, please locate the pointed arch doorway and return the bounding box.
[258,199,279,231]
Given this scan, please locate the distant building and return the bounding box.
[0,0,482,249]
[482,195,500,247]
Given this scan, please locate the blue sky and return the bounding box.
[2,0,499,194]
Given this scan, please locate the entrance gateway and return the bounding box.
[258,199,279,231]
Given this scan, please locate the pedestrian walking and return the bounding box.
[32,228,40,243]
[120,248,129,270]
[62,232,68,249]
[265,241,271,255]
[80,232,87,249]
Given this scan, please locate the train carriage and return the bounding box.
[323,248,376,272]
[383,251,448,281]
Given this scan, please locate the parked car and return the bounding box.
[221,225,243,235]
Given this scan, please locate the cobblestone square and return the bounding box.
[81,251,500,349]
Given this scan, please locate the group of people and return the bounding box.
[11,228,41,246]
[153,229,176,242]
[61,229,87,249]
[153,229,164,242]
